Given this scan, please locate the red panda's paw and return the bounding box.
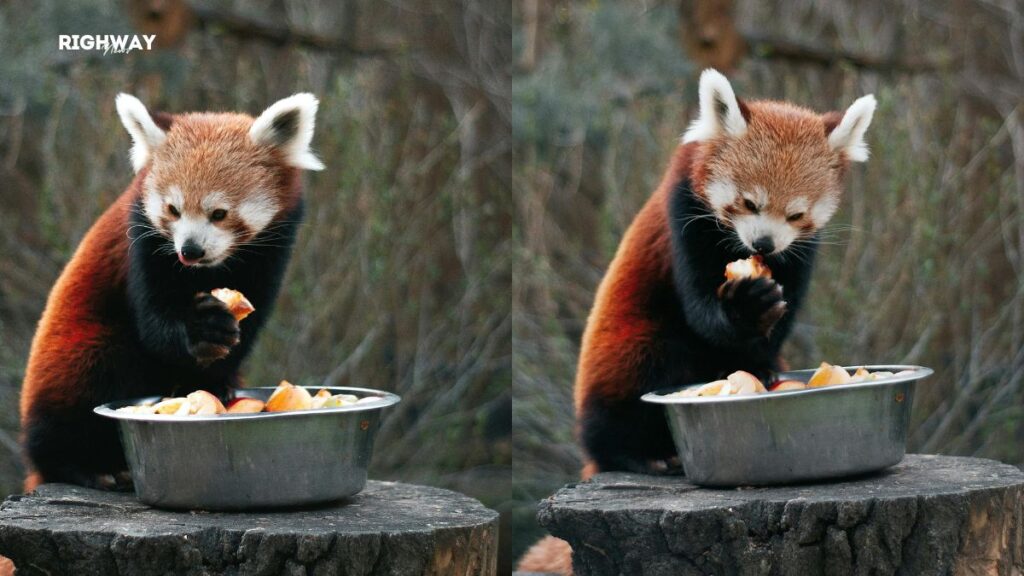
[720,277,788,337]
[186,292,241,366]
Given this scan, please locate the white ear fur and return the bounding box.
[682,69,748,144]
[828,94,876,162]
[115,93,166,173]
[249,93,324,171]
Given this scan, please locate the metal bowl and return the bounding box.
[641,365,932,486]
[94,386,400,510]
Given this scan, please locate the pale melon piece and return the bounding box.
[153,397,192,416]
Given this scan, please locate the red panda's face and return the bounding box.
[141,115,283,266]
[682,70,876,256]
[116,94,323,266]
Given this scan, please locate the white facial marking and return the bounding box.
[786,197,810,215]
[705,180,738,211]
[167,185,184,210]
[237,191,279,234]
[170,215,234,265]
[733,214,798,254]
[742,186,768,209]
[201,191,229,212]
[810,195,839,227]
[142,181,163,224]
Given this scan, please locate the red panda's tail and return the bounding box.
[516,535,573,575]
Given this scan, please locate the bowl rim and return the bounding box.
[641,364,933,405]
[94,385,401,422]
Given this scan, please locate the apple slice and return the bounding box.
[186,390,227,415]
[265,380,313,412]
[770,379,806,392]
[211,288,255,321]
[724,255,772,281]
[226,397,266,413]
[727,370,764,395]
[827,365,852,386]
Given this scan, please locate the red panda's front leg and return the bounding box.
[129,284,240,368]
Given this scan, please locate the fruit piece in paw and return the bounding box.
[186,390,227,415]
[211,288,255,321]
[265,380,313,412]
[226,397,266,413]
[724,255,772,282]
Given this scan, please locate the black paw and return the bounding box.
[720,277,787,337]
[186,292,240,366]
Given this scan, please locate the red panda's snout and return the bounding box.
[682,69,877,256]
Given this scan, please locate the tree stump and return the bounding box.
[538,455,1024,576]
[0,481,498,575]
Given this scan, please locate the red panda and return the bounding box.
[517,69,877,574]
[19,93,324,491]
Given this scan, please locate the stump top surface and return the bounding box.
[546,454,1024,512]
[0,479,497,536]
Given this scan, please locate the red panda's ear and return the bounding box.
[150,112,175,132]
[682,69,748,144]
[249,93,325,171]
[827,95,876,162]
[115,93,167,173]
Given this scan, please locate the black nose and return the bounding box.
[752,237,774,255]
[180,241,206,261]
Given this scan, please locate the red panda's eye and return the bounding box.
[167,204,180,218]
[743,199,759,213]
[210,209,228,222]
[787,212,804,222]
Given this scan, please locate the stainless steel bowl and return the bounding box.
[641,365,932,486]
[95,386,399,510]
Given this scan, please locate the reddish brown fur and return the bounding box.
[19,182,136,431]
[149,113,301,229]
[520,99,854,576]
[19,110,301,491]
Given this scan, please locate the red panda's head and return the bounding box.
[683,69,876,256]
[116,93,324,267]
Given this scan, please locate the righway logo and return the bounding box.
[58,35,156,55]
